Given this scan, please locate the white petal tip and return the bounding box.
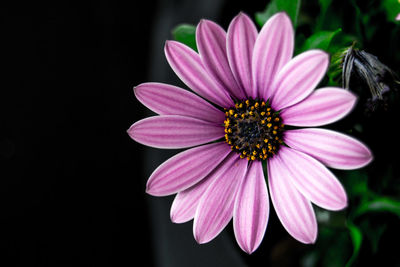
[170,214,183,224]
[194,234,208,245]
[241,245,258,254]
[301,233,317,244]
[145,184,164,197]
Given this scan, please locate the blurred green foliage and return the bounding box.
[172,24,197,52]
[255,0,301,28]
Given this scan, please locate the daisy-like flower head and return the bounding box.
[128,12,373,254]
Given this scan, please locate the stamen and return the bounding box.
[224,98,284,161]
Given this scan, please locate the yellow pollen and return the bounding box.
[223,98,284,162]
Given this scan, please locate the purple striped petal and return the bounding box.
[127,115,224,149]
[165,40,234,108]
[193,156,247,244]
[281,88,357,126]
[270,50,329,111]
[134,82,225,123]
[284,128,373,170]
[278,147,347,210]
[227,12,258,98]
[170,152,235,223]
[196,20,245,100]
[252,12,294,100]
[233,161,269,254]
[268,155,318,244]
[146,142,231,196]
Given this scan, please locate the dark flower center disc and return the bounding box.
[224,98,285,161]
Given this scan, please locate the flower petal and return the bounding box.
[281,88,357,126]
[165,40,234,108]
[252,12,294,100]
[193,156,247,244]
[268,155,317,244]
[170,152,235,223]
[146,142,231,196]
[270,50,329,111]
[278,146,347,210]
[196,20,245,100]
[227,12,258,98]
[134,82,225,123]
[233,161,269,254]
[127,115,224,149]
[284,128,373,170]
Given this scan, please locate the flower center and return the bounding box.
[224,98,284,161]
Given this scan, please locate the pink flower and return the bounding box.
[396,13,400,21]
[128,12,373,254]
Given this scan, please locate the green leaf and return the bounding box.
[298,29,342,53]
[172,24,197,52]
[354,197,400,218]
[381,0,400,22]
[315,0,333,31]
[319,0,332,14]
[346,221,363,267]
[255,0,301,28]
